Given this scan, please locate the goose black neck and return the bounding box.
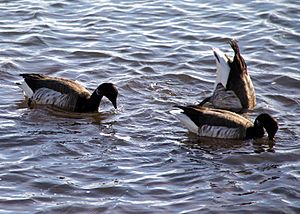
[88,91,103,111]
[74,91,102,112]
[245,124,264,139]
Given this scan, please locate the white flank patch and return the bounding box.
[199,125,244,139]
[17,81,34,98]
[170,109,198,134]
[31,88,76,111]
[33,88,62,105]
[212,47,231,90]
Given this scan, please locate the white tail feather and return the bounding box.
[170,109,198,134]
[17,81,34,98]
[212,47,231,90]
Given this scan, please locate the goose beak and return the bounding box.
[267,131,277,141]
[268,136,275,141]
[112,99,117,109]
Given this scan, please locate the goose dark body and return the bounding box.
[173,105,278,140]
[18,73,118,112]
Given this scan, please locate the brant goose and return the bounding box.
[200,39,256,112]
[17,73,118,112]
[171,105,278,140]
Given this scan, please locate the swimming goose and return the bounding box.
[171,105,278,140]
[200,39,256,112]
[17,73,118,112]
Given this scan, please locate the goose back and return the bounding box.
[20,73,91,98]
[178,106,252,128]
[174,106,254,139]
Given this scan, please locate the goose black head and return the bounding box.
[96,83,118,109]
[254,113,278,140]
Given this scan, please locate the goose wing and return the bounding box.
[174,105,253,139]
[211,83,243,112]
[176,105,251,128]
[20,73,91,98]
[198,84,243,112]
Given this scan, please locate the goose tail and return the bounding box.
[16,81,34,98]
[170,106,198,134]
[212,47,231,90]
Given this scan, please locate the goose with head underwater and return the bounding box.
[171,105,278,140]
[199,39,256,112]
[17,73,118,112]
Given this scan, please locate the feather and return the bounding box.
[199,125,245,139]
[213,47,231,90]
[18,73,119,112]
[32,88,78,111]
[211,83,242,112]
[17,81,34,98]
[170,109,198,134]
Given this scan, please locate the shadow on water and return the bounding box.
[180,132,276,155]
[16,98,114,121]
[13,98,119,143]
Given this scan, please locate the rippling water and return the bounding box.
[0,0,299,213]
